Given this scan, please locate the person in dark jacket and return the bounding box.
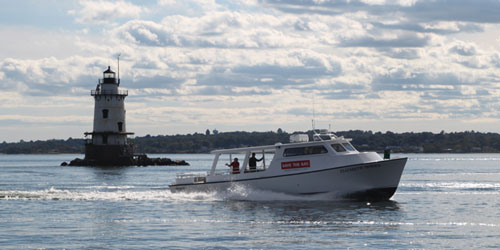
[248,153,263,172]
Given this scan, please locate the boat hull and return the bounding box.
[170,158,407,201]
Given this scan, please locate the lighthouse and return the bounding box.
[83,66,134,165]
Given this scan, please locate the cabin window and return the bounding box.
[342,143,356,151]
[118,122,123,132]
[331,143,346,152]
[102,109,109,118]
[102,135,108,144]
[283,145,328,157]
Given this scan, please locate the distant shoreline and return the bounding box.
[1,130,499,154]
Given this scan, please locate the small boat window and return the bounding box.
[342,143,356,151]
[283,145,328,157]
[331,143,346,152]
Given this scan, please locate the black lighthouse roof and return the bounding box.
[101,66,119,85]
[104,66,114,74]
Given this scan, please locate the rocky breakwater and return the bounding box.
[61,154,189,167]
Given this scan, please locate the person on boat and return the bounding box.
[248,153,263,172]
[226,158,240,174]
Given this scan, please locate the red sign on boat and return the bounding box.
[281,160,311,170]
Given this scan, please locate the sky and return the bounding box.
[1,0,500,142]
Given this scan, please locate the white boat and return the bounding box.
[170,130,407,201]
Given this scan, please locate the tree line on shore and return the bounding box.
[1,130,499,154]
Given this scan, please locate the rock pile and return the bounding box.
[61,155,189,167]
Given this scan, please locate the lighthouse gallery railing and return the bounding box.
[91,90,128,96]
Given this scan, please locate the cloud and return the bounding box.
[3,0,500,141]
[339,33,430,48]
[195,50,342,88]
[265,0,500,24]
[0,56,113,96]
[116,12,317,49]
[372,71,466,91]
[371,21,484,35]
[378,48,420,59]
[186,86,273,96]
[403,0,500,23]
[448,41,477,56]
[71,0,145,24]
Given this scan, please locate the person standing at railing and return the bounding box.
[249,153,263,172]
[226,158,240,174]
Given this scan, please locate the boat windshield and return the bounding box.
[331,143,347,152]
[342,143,357,151]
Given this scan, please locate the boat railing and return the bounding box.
[211,170,230,176]
[176,172,207,179]
[176,170,230,179]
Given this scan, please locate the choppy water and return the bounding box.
[1,153,499,249]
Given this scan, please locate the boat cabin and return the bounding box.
[171,129,406,200]
[175,131,359,182]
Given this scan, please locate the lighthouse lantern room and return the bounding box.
[84,66,134,165]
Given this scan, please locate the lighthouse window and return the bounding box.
[102,135,108,144]
[118,122,123,132]
[102,109,109,118]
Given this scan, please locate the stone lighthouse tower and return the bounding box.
[84,66,134,165]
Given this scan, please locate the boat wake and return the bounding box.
[399,181,500,193]
[0,184,348,202]
[0,187,216,202]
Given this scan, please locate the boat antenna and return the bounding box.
[312,95,321,141]
[312,96,316,132]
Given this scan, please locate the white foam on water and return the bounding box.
[0,184,346,202]
[0,187,219,202]
[322,220,499,228]
[217,183,345,201]
[400,182,500,190]
[84,185,136,190]
[409,157,500,161]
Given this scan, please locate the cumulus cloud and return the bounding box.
[372,21,484,35]
[339,33,430,47]
[2,0,500,141]
[0,56,112,96]
[378,48,420,59]
[71,0,145,24]
[116,12,315,49]
[448,41,478,56]
[265,0,500,24]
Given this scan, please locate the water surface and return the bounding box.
[1,153,499,249]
